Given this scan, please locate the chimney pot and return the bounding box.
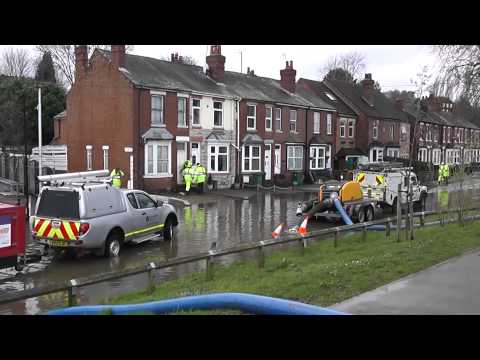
[280,60,296,93]
[206,44,225,82]
[365,73,372,80]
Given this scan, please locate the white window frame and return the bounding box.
[313,112,320,134]
[387,148,399,158]
[275,108,282,132]
[287,145,303,171]
[151,94,165,126]
[418,148,428,162]
[340,119,346,138]
[265,106,273,132]
[389,124,395,140]
[144,141,172,178]
[373,121,378,140]
[86,145,92,171]
[434,126,438,142]
[348,119,355,138]
[192,98,201,127]
[208,144,229,174]
[242,145,262,172]
[247,104,256,131]
[102,145,109,171]
[289,110,297,132]
[432,149,441,165]
[274,144,281,174]
[370,146,383,162]
[310,146,326,170]
[177,97,187,127]
[327,113,332,135]
[213,101,224,128]
[401,125,407,142]
[426,124,432,141]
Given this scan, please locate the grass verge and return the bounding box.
[108,220,480,314]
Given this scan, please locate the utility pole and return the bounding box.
[23,94,29,218]
[38,87,42,177]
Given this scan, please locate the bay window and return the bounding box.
[144,141,171,177]
[432,149,441,165]
[208,144,229,173]
[243,145,261,172]
[418,148,428,162]
[287,145,303,170]
[310,146,325,170]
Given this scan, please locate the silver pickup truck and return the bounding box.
[31,182,178,257]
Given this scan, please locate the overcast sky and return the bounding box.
[0,45,440,93]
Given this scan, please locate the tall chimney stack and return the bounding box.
[111,45,126,69]
[74,45,88,81]
[361,73,375,105]
[280,60,296,93]
[206,45,226,82]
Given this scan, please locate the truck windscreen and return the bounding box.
[36,190,80,220]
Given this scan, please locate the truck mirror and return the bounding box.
[156,200,164,207]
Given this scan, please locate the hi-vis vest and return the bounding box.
[33,218,81,241]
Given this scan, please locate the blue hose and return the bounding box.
[47,293,349,315]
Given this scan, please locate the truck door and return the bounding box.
[125,192,147,240]
[134,192,161,236]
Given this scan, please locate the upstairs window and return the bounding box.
[177,98,186,127]
[348,119,355,138]
[265,106,273,131]
[289,110,297,132]
[426,125,432,141]
[373,121,378,139]
[192,99,201,126]
[401,125,407,142]
[326,113,332,134]
[213,101,223,127]
[151,95,164,126]
[313,112,320,134]
[340,119,346,138]
[247,105,256,130]
[275,108,282,131]
[389,124,395,140]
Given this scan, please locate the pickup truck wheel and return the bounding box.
[163,218,174,241]
[104,233,122,258]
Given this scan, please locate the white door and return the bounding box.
[191,142,201,165]
[264,144,272,180]
[274,144,281,174]
[177,142,187,184]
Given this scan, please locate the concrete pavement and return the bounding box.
[332,248,480,314]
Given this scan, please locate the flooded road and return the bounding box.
[2,179,480,315]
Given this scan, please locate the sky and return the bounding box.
[0,45,440,93]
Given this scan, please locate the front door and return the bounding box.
[274,144,281,175]
[264,144,272,180]
[191,142,201,165]
[177,142,187,184]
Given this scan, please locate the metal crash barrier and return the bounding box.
[46,293,349,315]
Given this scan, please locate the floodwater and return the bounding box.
[1,179,480,315]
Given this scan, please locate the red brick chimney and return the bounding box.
[425,94,441,112]
[74,45,88,80]
[361,73,375,105]
[206,45,225,82]
[111,45,125,68]
[280,60,296,93]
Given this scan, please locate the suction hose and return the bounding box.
[47,293,349,315]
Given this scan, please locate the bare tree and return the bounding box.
[319,51,366,82]
[433,45,480,106]
[35,45,135,87]
[0,48,33,77]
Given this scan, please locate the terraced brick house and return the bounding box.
[322,74,411,163]
[297,78,362,173]
[55,45,239,193]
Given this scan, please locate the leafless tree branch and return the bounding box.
[0,48,33,77]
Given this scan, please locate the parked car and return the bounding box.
[30,173,178,257]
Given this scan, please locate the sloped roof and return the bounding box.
[54,110,67,119]
[298,78,355,117]
[324,79,408,122]
[141,127,174,140]
[222,71,315,107]
[241,133,263,144]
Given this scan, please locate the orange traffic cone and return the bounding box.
[272,223,284,238]
[298,217,309,236]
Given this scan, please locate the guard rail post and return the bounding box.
[299,237,305,256]
[420,212,425,226]
[257,243,265,268]
[386,221,391,238]
[362,224,367,242]
[334,229,338,248]
[205,255,214,281]
[67,279,78,307]
[147,262,156,295]
[397,183,402,242]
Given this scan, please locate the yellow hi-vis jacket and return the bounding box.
[110,169,125,188]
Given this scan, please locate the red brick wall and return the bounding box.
[61,52,135,180]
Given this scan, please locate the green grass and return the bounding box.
[108,220,480,314]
